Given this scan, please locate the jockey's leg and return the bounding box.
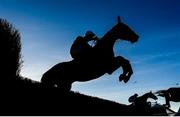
[107,56,133,83]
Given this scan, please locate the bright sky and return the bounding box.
[1,0,179,112]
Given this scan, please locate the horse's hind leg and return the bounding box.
[107,56,133,83]
[57,81,72,92]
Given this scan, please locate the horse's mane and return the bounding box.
[138,92,157,101]
[102,23,119,40]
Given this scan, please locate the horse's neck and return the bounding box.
[140,93,150,101]
[98,32,117,50]
[93,29,118,58]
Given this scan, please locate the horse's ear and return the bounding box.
[117,16,121,24]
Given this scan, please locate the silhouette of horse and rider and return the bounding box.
[128,92,158,115]
[41,17,139,91]
[155,87,180,108]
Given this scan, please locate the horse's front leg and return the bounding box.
[119,56,133,83]
[164,92,171,107]
[107,56,133,83]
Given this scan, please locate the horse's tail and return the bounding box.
[0,19,22,78]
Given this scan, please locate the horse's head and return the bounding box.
[148,91,158,100]
[110,17,139,43]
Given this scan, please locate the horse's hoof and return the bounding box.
[119,74,125,82]
[123,75,130,83]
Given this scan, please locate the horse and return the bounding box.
[155,87,180,107]
[41,17,139,91]
[133,92,158,106]
[129,92,158,115]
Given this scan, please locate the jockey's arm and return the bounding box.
[85,36,99,42]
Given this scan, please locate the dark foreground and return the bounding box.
[0,88,172,116]
[0,88,130,115]
[0,77,175,116]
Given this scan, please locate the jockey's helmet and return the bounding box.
[85,30,95,38]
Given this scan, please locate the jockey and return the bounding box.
[70,31,99,60]
[128,93,138,104]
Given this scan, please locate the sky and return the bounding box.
[0,0,180,112]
